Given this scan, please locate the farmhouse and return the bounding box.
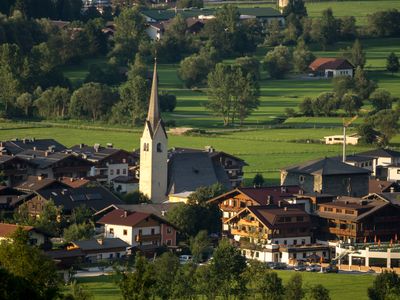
[324,134,360,145]
[308,58,354,78]
[281,157,370,197]
[97,209,177,254]
[316,196,400,243]
[357,148,400,179]
[0,223,49,247]
[68,238,129,262]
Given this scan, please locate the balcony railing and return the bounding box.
[136,233,161,242]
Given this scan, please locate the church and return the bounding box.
[139,62,247,203]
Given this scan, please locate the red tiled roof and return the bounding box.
[0,223,33,238]
[61,177,91,188]
[309,58,354,71]
[97,209,152,227]
[238,186,302,205]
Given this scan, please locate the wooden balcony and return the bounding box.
[328,227,356,237]
[136,234,161,242]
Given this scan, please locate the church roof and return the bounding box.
[167,152,231,195]
[146,61,166,139]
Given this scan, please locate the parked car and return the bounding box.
[294,264,306,271]
[306,264,320,272]
[179,255,193,264]
[324,265,339,273]
[267,262,287,270]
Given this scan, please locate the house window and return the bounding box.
[167,227,172,234]
[296,216,304,222]
[109,228,114,234]
[139,229,142,235]
[123,169,127,175]
[255,252,259,258]
[301,239,306,245]
[151,228,155,235]
[299,175,305,183]
[293,239,297,245]
[117,169,120,175]
[123,229,127,236]
[397,169,400,175]
[166,239,172,246]
[110,169,114,176]
[109,253,113,259]
[284,240,287,245]
[293,253,297,259]
[303,253,307,258]
[157,143,162,152]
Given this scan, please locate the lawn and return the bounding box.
[71,271,375,300]
[0,122,376,184]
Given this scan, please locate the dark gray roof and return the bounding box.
[374,192,400,206]
[358,148,400,158]
[69,144,134,163]
[283,157,371,176]
[0,138,66,155]
[16,150,90,169]
[73,238,129,251]
[36,186,123,213]
[167,152,231,194]
[332,155,375,163]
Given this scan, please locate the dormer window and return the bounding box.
[157,143,162,152]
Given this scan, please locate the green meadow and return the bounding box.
[71,271,375,300]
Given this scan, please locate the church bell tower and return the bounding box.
[139,61,168,203]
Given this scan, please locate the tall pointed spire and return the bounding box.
[147,59,160,130]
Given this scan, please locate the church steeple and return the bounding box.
[147,60,160,132]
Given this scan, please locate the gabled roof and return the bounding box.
[208,185,301,205]
[283,157,370,176]
[226,205,310,229]
[35,186,123,212]
[332,155,374,163]
[0,138,66,155]
[357,148,400,158]
[309,58,354,71]
[72,238,129,251]
[167,152,231,195]
[68,144,135,163]
[0,223,35,238]
[94,203,179,219]
[97,208,176,228]
[16,150,92,169]
[60,177,92,188]
[369,179,399,194]
[368,192,400,207]
[16,176,69,192]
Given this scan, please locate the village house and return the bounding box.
[281,157,370,197]
[22,186,123,218]
[97,209,177,255]
[357,148,400,179]
[0,187,28,216]
[207,186,303,231]
[67,238,129,263]
[316,197,400,244]
[68,143,137,184]
[16,175,69,193]
[0,223,49,247]
[0,155,37,186]
[308,58,354,78]
[324,134,360,145]
[15,149,93,179]
[225,205,329,264]
[0,138,66,155]
[368,179,400,194]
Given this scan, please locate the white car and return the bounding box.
[179,255,193,264]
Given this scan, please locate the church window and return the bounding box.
[157,143,162,152]
[144,143,149,151]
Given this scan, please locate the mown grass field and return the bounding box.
[71,271,375,300]
[0,122,376,184]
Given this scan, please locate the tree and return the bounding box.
[370,89,398,112]
[64,281,93,300]
[171,263,197,300]
[366,9,400,37]
[70,82,116,121]
[341,39,366,68]
[34,200,63,236]
[353,66,376,100]
[177,0,203,8]
[312,92,338,116]
[0,227,60,299]
[341,93,362,116]
[299,97,314,116]
[292,39,315,73]
[16,92,33,116]
[211,239,247,299]
[0,267,41,300]
[386,52,399,75]
[110,7,148,65]
[264,19,282,47]
[283,0,307,19]
[358,123,378,144]
[285,273,304,300]
[187,183,225,206]
[116,254,155,300]
[63,222,95,242]
[244,260,284,300]
[121,191,149,204]
[252,173,265,188]
[152,252,180,300]
[207,63,259,126]
[311,9,340,49]
[263,45,292,79]
[159,92,177,112]
[307,284,331,300]
[368,109,399,146]
[235,56,261,81]
[340,16,357,40]
[368,271,400,300]
[332,75,354,100]
[195,265,218,300]
[35,86,70,119]
[190,230,212,263]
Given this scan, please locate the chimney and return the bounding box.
[266,195,272,205]
[284,206,288,211]
[38,175,43,181]
[278,200,282,207]
[123,211,128,218]
[33,146,37,151]
[94,143,100,152]
[390,187,395,193]
[97,238,104,245]
[79,143,85,149]
[161,210,166,216]
[45,150,50,157]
